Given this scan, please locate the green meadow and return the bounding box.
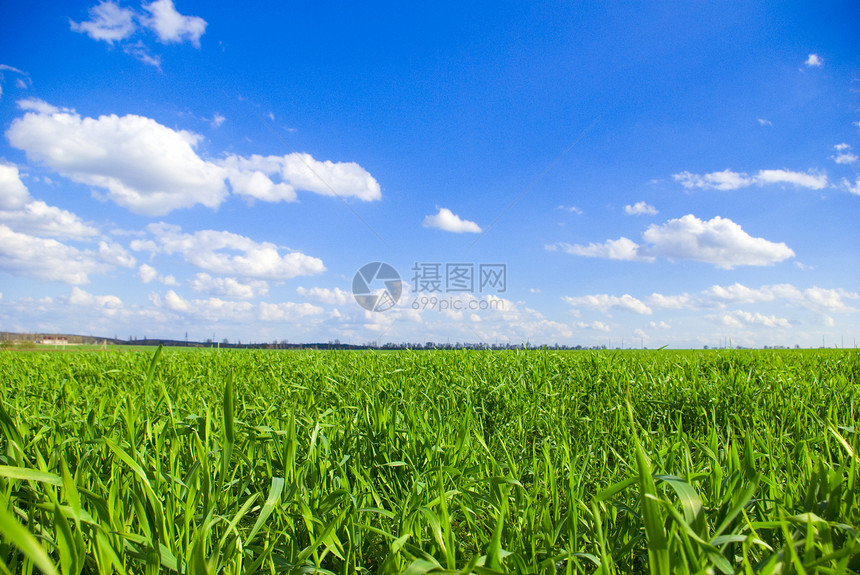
[0,348,858,573]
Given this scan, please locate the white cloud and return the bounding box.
[693,283,856,313]
[16,98,64,114]
[188,273,269,299]
[624,201,658,216]
[222,152,382,203]
[0,200,99,240]
[142,0,207,47]
[71,0,207,52]
[277,153,382,202]
[221,155,297,203]
[842,178,860,196]
[0,162,99,240]
[138,263,177,285]
[296,286,352,306]
[138,263,158,283]
[557,205,583,214]
[154,289,255,321]
[674,169,752,191]
[0,225,108,284]
[640,215,794,269]
[7,103,382,213]
[98,241,136,268]
[143,222,325,280]
[576,320,610,332]
[649,320,670,329]
[716,310,791,328]
[563,293,652,316]
[68,286,122,310]
[674,169,827,191]
[258,301,325,322]
[551,215,794,269]
[0,163,30,209]
[7,102,228,215]
[757,118,773,127]
[549,237,649,261]
[831,143,857,164]
[210,113,225,128]
[702,282,776,304]
[648,293,694,309]
[755,169,828,189]
[805,53,823,68]
[123,41,161,68]
[70,2,137,44]
[422,208,482,233]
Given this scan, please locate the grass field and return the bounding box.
[0,348,858,573]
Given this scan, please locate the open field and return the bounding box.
[0,348,858,573]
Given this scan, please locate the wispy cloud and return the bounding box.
[70,0,207,65]
[674,169,827,191]
[624,201,658,216]
[831,143,857,165]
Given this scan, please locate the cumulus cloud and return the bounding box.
[7,102,228,215]
[139,222,325,280]
[296,286,352,306]
[549,215,794,269]
[640,215,794,269]
[0,225,108,284]
[562,293,652,316]
[222,153,382,203]
[757,118,773,127]
[624,201,658,216]
[422,208,482,233]
[805,53,823,68]
[188,273,269,299]
[0,163,31,209]
[251,153,381,202]
[674,169,827,191]
[6,102,383,214]
[843,178,860,196]
[70,2,137,44]
[142,0,207,47]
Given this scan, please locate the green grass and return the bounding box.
[0,348,858,573]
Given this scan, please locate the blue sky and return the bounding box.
[1,1,858,348]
